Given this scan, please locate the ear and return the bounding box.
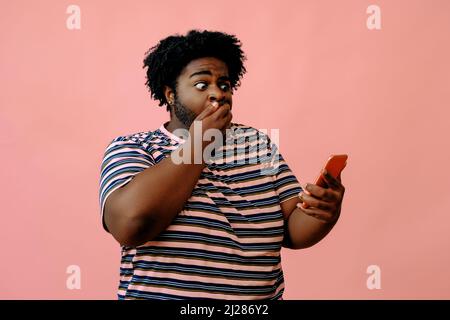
[164,86,175,105]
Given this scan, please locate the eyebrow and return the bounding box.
[189,70,230,81]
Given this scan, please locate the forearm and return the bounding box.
[286,207,338,249]
[123,142,206,244]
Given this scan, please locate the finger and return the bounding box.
[303,183,338,202]
[298,185,311,209]
[213,103,231,120]
[220,112,233,134]
[196,101,220,120]
[300,184,311,196]
[222,111,233,130]
[296,204,335,223]
[298,191,335,211]
[322,169,343,191]
[224,109,233,126]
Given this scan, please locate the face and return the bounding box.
[165,57,233,128]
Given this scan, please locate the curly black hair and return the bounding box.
[143,29,247,111]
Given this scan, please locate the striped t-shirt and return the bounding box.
[99,122,302,300]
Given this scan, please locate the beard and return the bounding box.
[173,95,197,128]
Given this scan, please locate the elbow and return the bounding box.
[291,243,313,250]
[108,210,157,247]
[118,237,146,248]
[104,187,163,247]
[115,220,151,247]
[285,236,318,250]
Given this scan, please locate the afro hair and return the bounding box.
[143,29,247,111]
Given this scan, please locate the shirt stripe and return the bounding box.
[99,122,302,300]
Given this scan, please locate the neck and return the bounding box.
[165,117,188,134]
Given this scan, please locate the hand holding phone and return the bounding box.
[301,154,348,209]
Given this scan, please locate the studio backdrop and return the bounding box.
[1,0,449,299]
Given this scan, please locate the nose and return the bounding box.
[208,85,226,104]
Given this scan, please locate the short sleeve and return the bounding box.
[99,137,155,232]
[258,133,303,203]
[273,152,303,203]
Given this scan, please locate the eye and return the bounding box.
[220,83,231,91]
[194,82,207,90]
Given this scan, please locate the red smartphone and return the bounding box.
[314,154,348,188]
[302,154,348,208]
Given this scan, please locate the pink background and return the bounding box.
[1,0,449,299]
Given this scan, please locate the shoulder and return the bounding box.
[112,129,159,144]
[104,128,168,151]
[230,123,270,139]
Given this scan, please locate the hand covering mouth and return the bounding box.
[219,100,231,109]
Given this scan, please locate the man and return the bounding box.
[99,30,345,300]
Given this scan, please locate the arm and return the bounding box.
[104,147,206,247]
[104,102,232,247]
[283,202,338,249]
[281,169,345,249]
